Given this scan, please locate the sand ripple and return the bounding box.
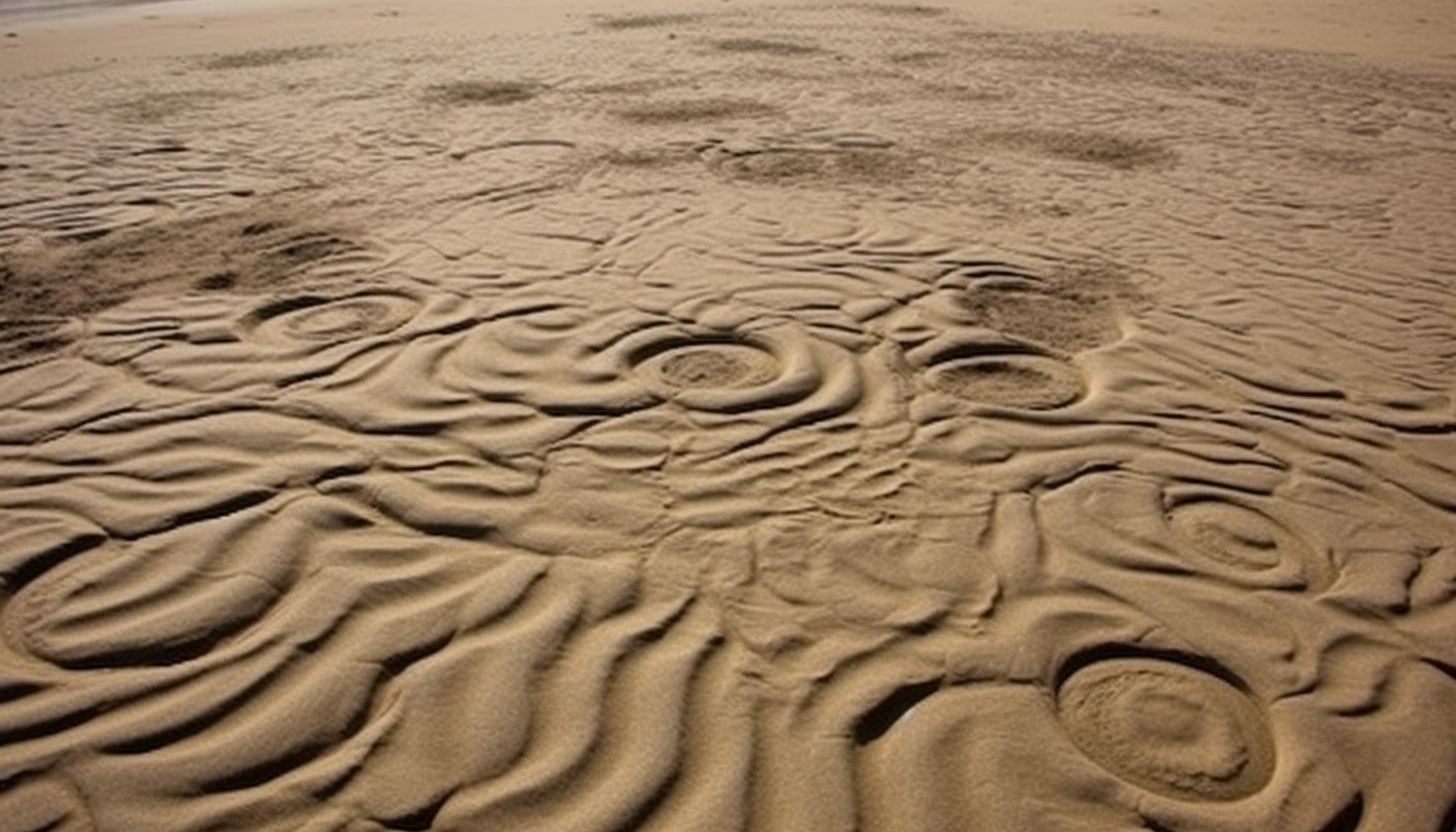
[3,4,1456,830]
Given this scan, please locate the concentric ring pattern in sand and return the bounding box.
[3,4,1456,831]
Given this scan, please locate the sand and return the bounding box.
[2,0,1455,830]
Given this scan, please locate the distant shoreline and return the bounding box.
[0,0,186,22]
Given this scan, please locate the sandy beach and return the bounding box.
[2,1,1456,830]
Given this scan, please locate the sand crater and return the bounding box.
[1056,656,1275,802]
[242,292,421,345]
[926,353,1084,410]
[631,335,788,406]
[653,343,778,389]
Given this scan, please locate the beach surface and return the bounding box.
[2,1,1456,830]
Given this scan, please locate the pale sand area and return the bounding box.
[2,0,1456,830]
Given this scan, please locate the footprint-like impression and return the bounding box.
[1056,655,1275,802]
[240,292,422,346]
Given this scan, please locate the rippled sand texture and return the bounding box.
[4,5,1456,831]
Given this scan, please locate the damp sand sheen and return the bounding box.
[1,0,1456,830]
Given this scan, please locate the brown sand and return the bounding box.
[2,0,1456,830]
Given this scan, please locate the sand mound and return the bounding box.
[2,2,1455,831]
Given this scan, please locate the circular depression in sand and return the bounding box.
[1056,657,1274,802]
[1169,499,1290,570]
[241,293,421,345]
[927,354,1084,410]
[652,343,779,389]
[627,332,820,413]
[1162,494,1328,590]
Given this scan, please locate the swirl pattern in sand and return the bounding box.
[242,292,423,345]
[1056,656,1275,801]
[2,4,1456,832]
